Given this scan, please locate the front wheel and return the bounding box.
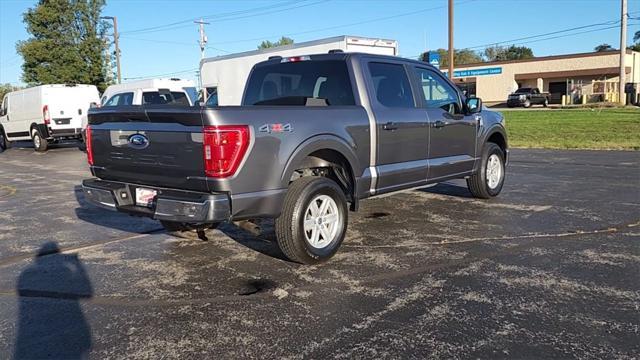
[523,100,531,108]
[32,129,48,152]
[275,176,348,264]
[467,142,505,199]
[543,98,549,107]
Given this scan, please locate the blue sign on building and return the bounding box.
[427,52,440,67]
[443,67,502,78]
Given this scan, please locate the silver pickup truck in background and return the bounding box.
[82,52,508,264]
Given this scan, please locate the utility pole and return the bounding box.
[194,19,209,102]
[448,0,454,79]
[101,16,121,84]
[619,0,627,105]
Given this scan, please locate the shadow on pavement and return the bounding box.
[417,182,474,198]
[14,242,93,360]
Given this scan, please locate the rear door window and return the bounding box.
[243,60,355,106]
[368,62,415,108]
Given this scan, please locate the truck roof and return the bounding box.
[252,52,437,71]
[200,35,398,66]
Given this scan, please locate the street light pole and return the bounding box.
[102,16,121,84]
[448,0,454,79]
[619,0,627,105]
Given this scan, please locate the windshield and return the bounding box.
[515,88,531,93]
[243,60,355,106]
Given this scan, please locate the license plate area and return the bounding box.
[135,187,157,207]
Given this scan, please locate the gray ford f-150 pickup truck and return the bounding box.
[82,52,508,264]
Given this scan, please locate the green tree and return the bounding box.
[257,36,294,50]
[629,31,640,52]
[483,45,534,61]
[594,43,614,52]
[0,83,24,101]
[419,48,482,67]
[16,0,111,92]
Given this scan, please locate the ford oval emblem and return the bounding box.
[128,133,149,149]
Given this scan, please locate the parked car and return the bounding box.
[82,52,508,264]
[507,87,549,108]
[0,84,100,152]
[100,78,198,107]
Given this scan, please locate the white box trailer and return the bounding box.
[200,35,398,105]
[0,84,100,151]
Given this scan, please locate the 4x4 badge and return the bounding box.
[259,123,292,133]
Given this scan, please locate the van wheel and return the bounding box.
[0,129,8,151]
[32,129,48,152]
[467,142,505,199]
[275,176,348,264]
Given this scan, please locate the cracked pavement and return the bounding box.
[0,143,638,359]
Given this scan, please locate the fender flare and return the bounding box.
[281,134,361,189]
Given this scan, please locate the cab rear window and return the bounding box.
[243,60,355,106]
[142,91,190,106]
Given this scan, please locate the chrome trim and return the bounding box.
[352,57,378,194]
[368,166,378,195]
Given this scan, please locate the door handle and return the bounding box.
[433,120,446,128]
[382,122,398,131]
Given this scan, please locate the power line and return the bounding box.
[120,0,327,35]
[119,36,230,53]
[463,19,621,50]
[408,21,640,59]
[123,67,198,81]
[209,0,476,46]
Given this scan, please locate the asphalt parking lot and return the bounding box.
[0,143,638,359]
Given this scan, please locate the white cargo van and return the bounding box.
[200,35,398,106]
[100,78,198,107]
[0,84,100,151]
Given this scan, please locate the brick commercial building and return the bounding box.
[442,49,640,105]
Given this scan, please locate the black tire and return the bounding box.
[0,127,8,151]
[275,176,348,265]
[523,100,531,108]
[161,220,218,233]
[467,142,506,199]
[32,129,48,152]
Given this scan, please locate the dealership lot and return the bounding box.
[0,144,638,359]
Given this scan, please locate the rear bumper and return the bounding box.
[49,127,82,138]
[82,179,230,223]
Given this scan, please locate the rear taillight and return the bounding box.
[203,125,250,178]
[42,105,50,125]
[86,125,94,165]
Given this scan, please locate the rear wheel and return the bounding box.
[467,142,505,199]
[275,176,348,264]
[0,128,8,151]
[32,129,48,152]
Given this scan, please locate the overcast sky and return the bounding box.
[1,0,639,86]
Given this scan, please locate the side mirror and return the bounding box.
[466,97,482,114]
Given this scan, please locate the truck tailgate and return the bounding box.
[88,106,208,192]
